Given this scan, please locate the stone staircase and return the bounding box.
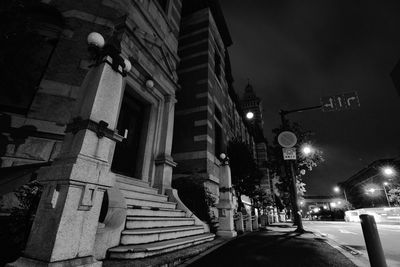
[107,176,215,259]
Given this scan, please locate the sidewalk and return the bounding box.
[182,223,359,267]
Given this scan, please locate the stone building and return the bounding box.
[240,83,272,208]
[172,0,255,206]
[339,158,400,209]
[0,0,216,265]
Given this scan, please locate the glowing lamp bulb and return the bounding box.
[382,167,395,177]
[333,186,340,193]
[301,145,313,155]
[246,111,254,120]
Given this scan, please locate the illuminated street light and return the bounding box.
[301,144,313,156]
[367,188,376,193]
[382,166,395,177]
[333,186,340,193]
[246,111,254,120]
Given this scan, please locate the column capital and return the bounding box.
[164,94,177,104]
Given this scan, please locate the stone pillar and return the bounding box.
[260,214,269,227]
[216,162,237,238]
[252,215,259,230]
[244,214,253,232]
[8,58,125,267]
[234,213,244,233]
[154,95,177,194]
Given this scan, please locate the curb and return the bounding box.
[306,228,369,267]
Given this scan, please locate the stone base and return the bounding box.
[7,256,101,267]
[216,230,237,238]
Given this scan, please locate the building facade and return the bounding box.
[339,158,400,209]
[0,0,218,265]
[172,0,255,203]
[240,83,272,208]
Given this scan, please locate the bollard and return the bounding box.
[359,214,387,267]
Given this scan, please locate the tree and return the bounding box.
[227,138,263,210]
[388,183,400,206]
[268,121,324,213]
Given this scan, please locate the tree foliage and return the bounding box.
[268,120,324,210]
[388,182,400,206]
[227,139,263,201]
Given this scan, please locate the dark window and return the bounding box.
[156,0,169,13]
[0,3,63,114]
[111,93,146,178]
[214,105,223,158]
[214,105,222,122]
[214,47,221,81]
[214,122,223,159]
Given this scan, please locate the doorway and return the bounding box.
[111,92,146,178]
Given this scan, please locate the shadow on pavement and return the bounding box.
[187,228,357,267]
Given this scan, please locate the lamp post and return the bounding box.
[333,186,349,205]
[278,106,324,232]
[365,185,391,207]
[382,182,391,207]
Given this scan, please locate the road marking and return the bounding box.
[339,229,358,235]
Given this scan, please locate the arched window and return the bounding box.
[0,1,64,114]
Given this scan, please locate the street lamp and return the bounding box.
[382,182,391,207]
[333,186,340,193]
[246,111,254,120]
[365,184,391,207]
[382,166,395,177]
[301,144,314,156]
[333,186,349,204]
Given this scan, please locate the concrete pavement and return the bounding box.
[304,220,400,267]
[182,223,358,267]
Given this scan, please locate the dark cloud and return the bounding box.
[220,0,400,195]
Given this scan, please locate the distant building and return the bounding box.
[240,83,272,202]
[339,158,400,209]
[301,195,345,219]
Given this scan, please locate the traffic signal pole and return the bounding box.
[279,105,323,233]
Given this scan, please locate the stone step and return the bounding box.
[126,216,195,229]
[126,207,186,218]
[109,233,215,259]
[120,225,205,245]
[115,176,158,195]
[126,198,177,210]
[120,188,168,203]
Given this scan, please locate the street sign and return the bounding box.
[320,91,360,112]
[278,131,297,148]
[282,147,297,160]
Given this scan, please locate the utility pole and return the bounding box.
[278,105,322,233]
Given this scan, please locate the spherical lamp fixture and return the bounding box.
[123,58,132,72]
[146,79,154,89]
[87,32,105,48]
[246,111,254,120]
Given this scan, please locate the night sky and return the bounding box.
[219,0,400,195]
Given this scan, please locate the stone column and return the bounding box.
[216,162,237,238]
[9,58,125,267]
[234,213,244,233]
[252,214,259,230]
[154,95,177,194]
[244,214,253,232]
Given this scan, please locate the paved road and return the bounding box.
[304,221,400,267]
